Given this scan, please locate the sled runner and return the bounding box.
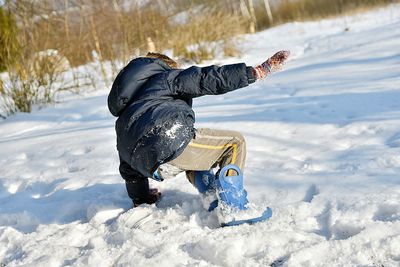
[220,207,272,227]
[192,164,273,227]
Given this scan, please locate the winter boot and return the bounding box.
[125,178,161,207]
[132,188,161,207]
[216,164,272,227]
[192,170,219,211]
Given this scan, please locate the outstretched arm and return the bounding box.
[169,63,255,98]
[169,50,290,98]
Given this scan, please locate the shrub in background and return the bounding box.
[255,0,400,29]
[171,9,245,62]
[1,0,399,118]
[0,6,19,72]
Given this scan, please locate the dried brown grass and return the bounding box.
[255,0,400,29]
[171,9,245,62]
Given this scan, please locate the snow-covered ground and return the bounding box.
[1,5,400,267]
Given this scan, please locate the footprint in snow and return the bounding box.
[331,222,364,240]
[303,184,319,203]
[373,204,400,222]
[69,146,94,156]
[386,132,400,148]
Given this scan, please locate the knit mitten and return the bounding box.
[253,50,290,80]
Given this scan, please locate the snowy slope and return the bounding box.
[1,5,400,267]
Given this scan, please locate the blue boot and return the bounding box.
[216,164,272,227]
[193,170,218,211]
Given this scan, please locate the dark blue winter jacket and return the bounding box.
[108,57,255,178]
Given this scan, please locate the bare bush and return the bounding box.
[0,52,89,116]
[0,0,95,117]
[2,0,398,118]
[171,9,245,62]
[0,6,19,72]
[254,0,400,29]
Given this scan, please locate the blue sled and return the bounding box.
[221,207,273,227]
[217,164,272,227]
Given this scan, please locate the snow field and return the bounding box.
[1,4,400,266]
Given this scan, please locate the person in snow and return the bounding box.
[108,51,290,212]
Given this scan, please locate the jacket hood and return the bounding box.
[107,57,171,117]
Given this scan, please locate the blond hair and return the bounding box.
[146,52,178,69]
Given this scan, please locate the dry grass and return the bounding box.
[171,9,245,62]
[1,0,399,117]
[1,51,90,115]
[255,0,400,29]
[0,6,19,72]
[0,0,244,116]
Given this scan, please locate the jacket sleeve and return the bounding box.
[169,63,256,98]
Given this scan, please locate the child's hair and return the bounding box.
[146,52,178,69]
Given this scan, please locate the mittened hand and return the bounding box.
[253,50,290,80]
[267,50,290,72]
